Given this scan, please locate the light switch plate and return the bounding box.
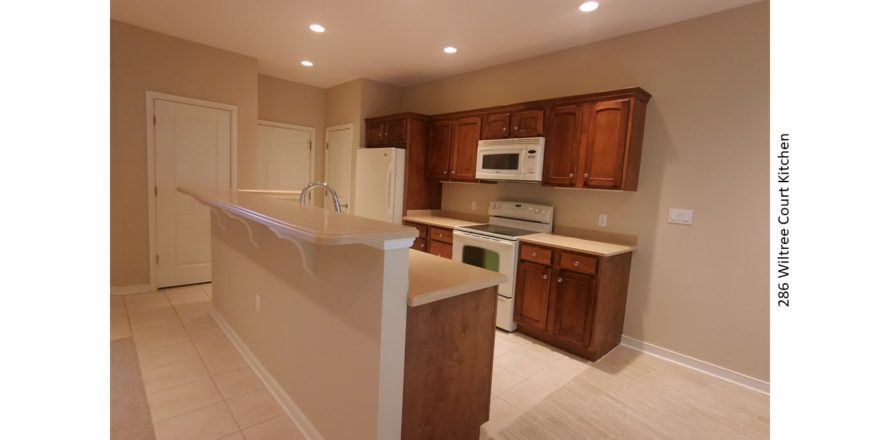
[668,208,694,225]
[598,214,608,227]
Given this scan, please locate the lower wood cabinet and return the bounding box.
[405,221,454,259]
[514,243,632,361]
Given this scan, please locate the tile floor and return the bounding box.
[112,285,767,440]
[111,284,305,440]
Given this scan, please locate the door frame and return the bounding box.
[256,119,316,186]
[145,91,238,291]
[324,123,355,211]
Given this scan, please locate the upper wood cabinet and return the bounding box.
[481,112,510,139]
[365,116,408,147]
[578,98,644,191]
[450,116,482,181]
[543,104,582,186]
[511,109,544,137]
[426,119,453,180]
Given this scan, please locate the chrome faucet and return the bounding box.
[299,181,343,213]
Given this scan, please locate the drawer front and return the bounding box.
[558,252,598,275]
[411,237,427,252]
[520,244,553,265]
[403,221,427,238]
[429,240,452,259]
[429,226,453,244]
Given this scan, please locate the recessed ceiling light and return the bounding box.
[309,24,325,33]
[579,1,599,12]
[443,46,458,54]
[301,60,314,67]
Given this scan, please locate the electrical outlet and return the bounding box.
[668,208,694,225]
[470,201,477,211]
[255,294,261,312]
[598,214,608,227]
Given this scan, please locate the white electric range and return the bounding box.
[452,201,554,331]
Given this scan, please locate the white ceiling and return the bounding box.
[110,0,760,88]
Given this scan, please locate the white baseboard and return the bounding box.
[110,284,153,295]
[620,336,769,395]
[210,308,323,440]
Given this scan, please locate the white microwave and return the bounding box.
[475,137,545,182]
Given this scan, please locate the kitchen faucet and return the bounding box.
[299,181,344,213]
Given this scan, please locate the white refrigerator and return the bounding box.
[354,147,406,224]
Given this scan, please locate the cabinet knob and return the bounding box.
[557,277,563,283]
[451,170,456,174]
[531,252,537,257]
[542,274,548,280]
[574,260,580,267]
[443,170,448,174]
[569,173,574,178]
[514,126,518,130]
[503,127,507,131]
[420,243,425,248]
[584,173,589,178]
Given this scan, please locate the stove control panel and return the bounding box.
[488,201,555,225]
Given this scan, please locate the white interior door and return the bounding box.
[154,98,232,288]
[324,124,354,213]
[256,122,313,190]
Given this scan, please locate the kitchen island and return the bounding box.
[180,188,504,440]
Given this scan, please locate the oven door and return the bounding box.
[475,147,527,181]
[452,230,517,298]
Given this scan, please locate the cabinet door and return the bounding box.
[426,119,453,179]
[482,112,510,139]
[511,109,544,137]
[581,99,631,189]
[542,104,582,186]
[450,116,482,181]
[365,121,385,146]
[514,261,553,330]
[551,270,597,346]
[383,118,407,145]
[428,240,452,259]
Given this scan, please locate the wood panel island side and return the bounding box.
[179,188,505,440]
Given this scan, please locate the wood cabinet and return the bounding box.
[513,243,633,361]
[449,116,482,181]
[543,104,582,186]
[511,109,544,137]
[376,87,650,191]
[404,221,428,252]
[365,116,408,147]
[481,112,510,139]
[427,225,453,259]
[426,119,453,180]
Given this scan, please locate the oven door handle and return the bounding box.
[453,230,516,247]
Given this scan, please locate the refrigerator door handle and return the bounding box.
[386,162,394,217]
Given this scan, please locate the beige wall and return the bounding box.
[257,74,327,180]
[111,20,259,286]
[401,3,769,381]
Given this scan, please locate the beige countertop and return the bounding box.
[520,233,636,257]
[179,187,417,246]
[403,215,482,229]
[408,250,506,307]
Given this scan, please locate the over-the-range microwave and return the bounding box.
[475,137,545,182]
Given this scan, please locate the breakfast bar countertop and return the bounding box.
[407,250,506,307]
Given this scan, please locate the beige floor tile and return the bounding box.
[128,306,179,325]
[242,415,304,440]
[142,358,210,394]
[226,389,283,429]
[482,398,523,439]
[138,340,200,371]
[125,293,173,313]
[498,380,553,411]
[133,325,191,351]
[213,367,264,399]
[130,315,184,335]
[202,349,248,376]
[494,350,553,379]
[218,433,245,440]
[193,334,235,357]
[185,315,225,340]
[175,302,212,323]
[201,283,213,299]
[491,366,524,397]
[165,285,211,306]
[153,401,239,440]
[493,339,516,359]
[110,321,132,341]
[525,360,590,394]
[147,378,223,422]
